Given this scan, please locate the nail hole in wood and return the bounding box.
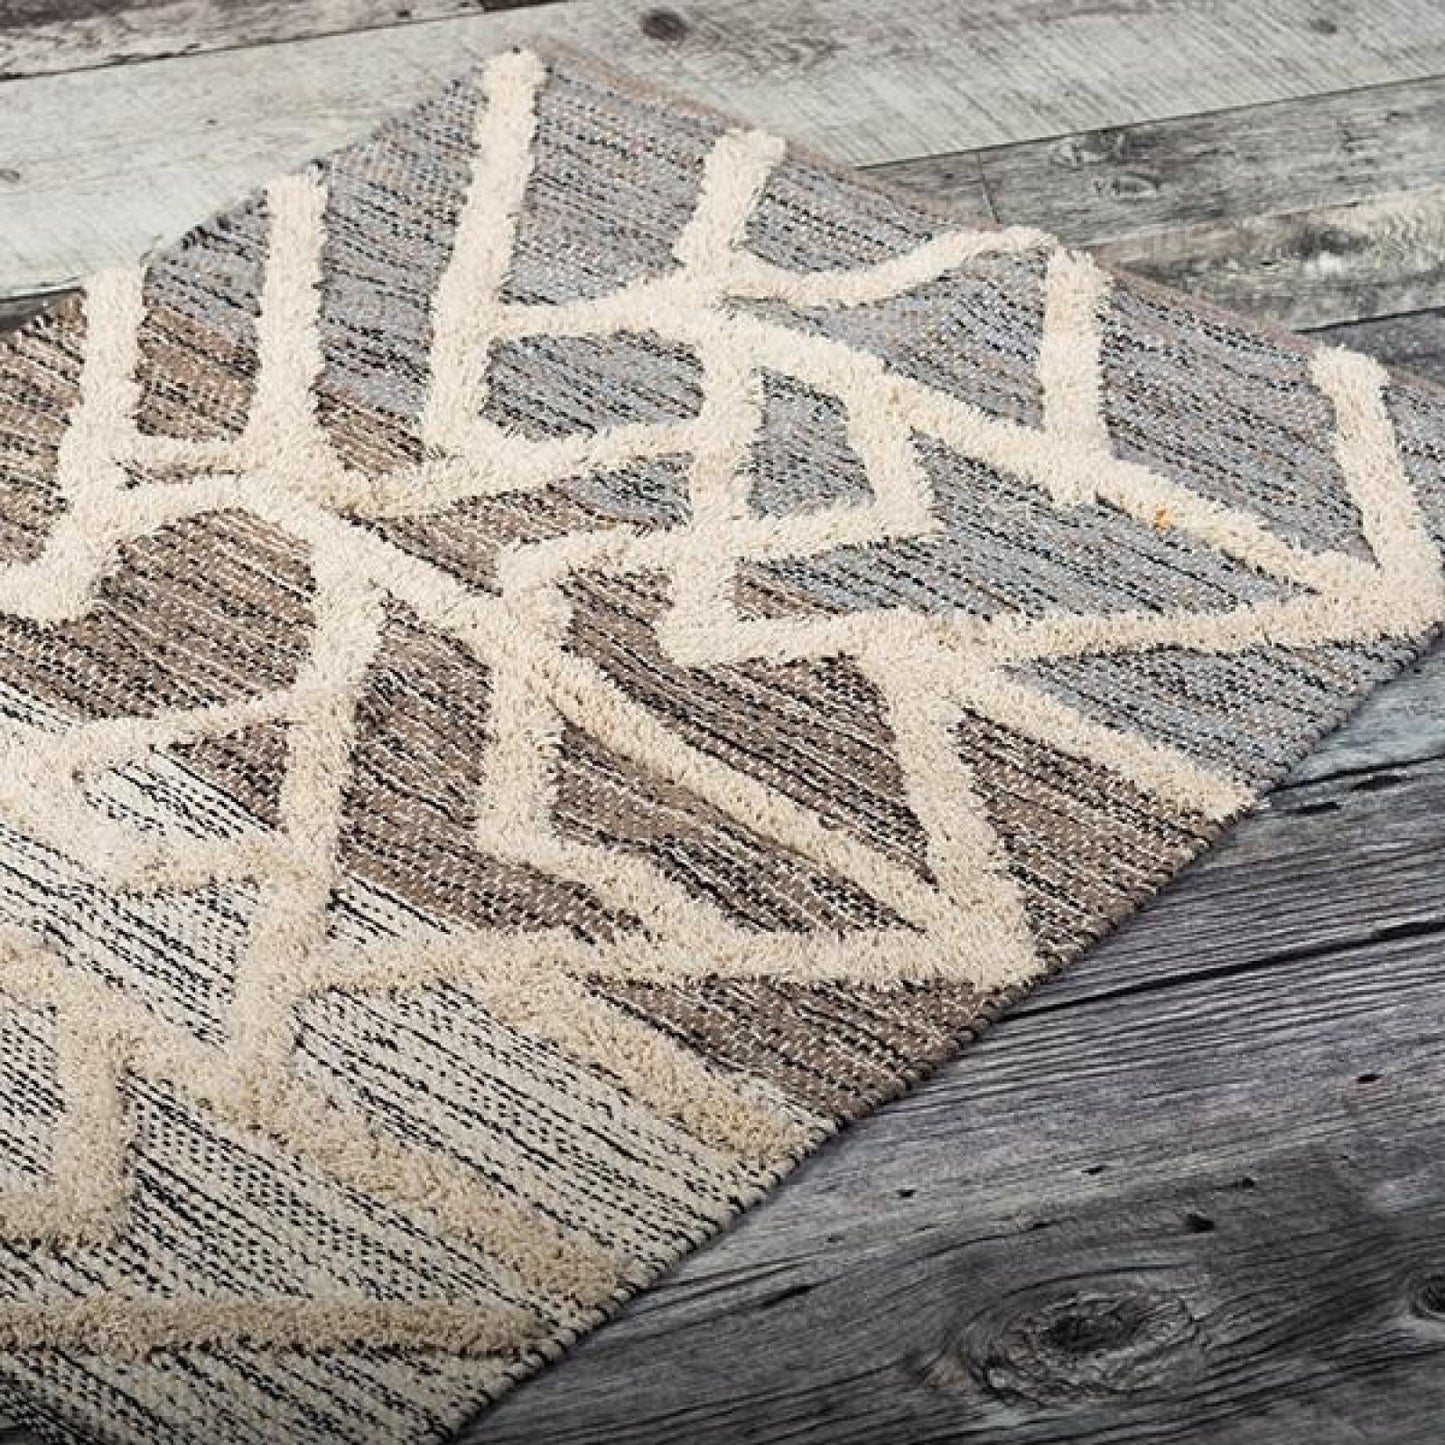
[641,9,689,42]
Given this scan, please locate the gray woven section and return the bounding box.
[744,438,1294,621]
[1021,640,1416,786]
[748,372,874,516]
[1100,282,1368,557]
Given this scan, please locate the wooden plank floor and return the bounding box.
[0,3,1442,1442]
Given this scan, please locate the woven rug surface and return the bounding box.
[2,46,1444,1445]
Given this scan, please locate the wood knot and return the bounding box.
[933,1283,1201,1404]
[1106,170,1161,201]
[1409,1272,1445,1324]
[1052,131,1130,170]
[641,8,689,41]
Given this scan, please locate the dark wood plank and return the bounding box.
[877,74,1445,329]
[1012,680,1445,1013]
[1321,307,1445,387]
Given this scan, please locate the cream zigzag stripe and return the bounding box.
[0,48,1441,1363]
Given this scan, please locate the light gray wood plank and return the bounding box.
[7,0,1445,296]
[4,0,1444,93]
[876,76,1445,330]
[1093,186,1445,331]
[0,1,536,80]
[968,73,1445,244]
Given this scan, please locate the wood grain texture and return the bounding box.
[5,0,1445,94]
[1087,184,1445,330]
[7,0,1445,295]
[878,74,1445,329]
[971,73,1445,242]
[0,0,540,79]
[467,644,1445,1445]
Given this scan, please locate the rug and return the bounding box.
[0,45,1443,1445]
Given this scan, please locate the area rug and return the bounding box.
[1,45,1443,1445]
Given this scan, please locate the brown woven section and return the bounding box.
[593,976,987,1119]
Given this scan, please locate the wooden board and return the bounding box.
[0,1,539,79]
[4,0,1445,97]
[878,74,1445,329]
[7,0,1445,296]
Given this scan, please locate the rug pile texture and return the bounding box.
[1,47,1443,1445]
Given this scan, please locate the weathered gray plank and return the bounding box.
[4,0,1444,93]
[0,2,540,80]
[1093,187,1445,331]
[971,73,1445,244]
[1321,307,1445,387]
[471,933,1445,1442]
[7,0,1445,296]
[876,74,1445,329]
